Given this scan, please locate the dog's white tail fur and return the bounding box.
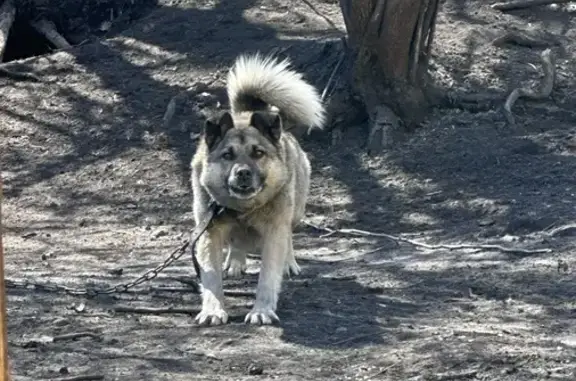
[227,53,326,130]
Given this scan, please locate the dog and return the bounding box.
[190,52,326,326]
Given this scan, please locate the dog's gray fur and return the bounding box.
[190,53,325,325]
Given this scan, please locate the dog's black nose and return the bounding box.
[236,168,252,188]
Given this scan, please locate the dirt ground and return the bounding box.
[2,0,576,380]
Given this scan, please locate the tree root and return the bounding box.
[492,30,561,49]
[503,48,555,127]
[31,18,72,50]
[491,0,572,11]
[437,91,504,113]
[366,104,401,155]
[0,0,16,61]
[305,222,552,255]
[0,67,40,82]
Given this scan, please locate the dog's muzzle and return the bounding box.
[228,165,262,199]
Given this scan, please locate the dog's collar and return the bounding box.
[207,199,238,220]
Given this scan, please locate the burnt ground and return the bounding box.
[2,0,576,380]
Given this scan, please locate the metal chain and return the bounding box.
[5,240,192,297]
[4,201,223,297]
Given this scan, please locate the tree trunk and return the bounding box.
[339,0,440,154]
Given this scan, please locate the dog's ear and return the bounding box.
[204,111,234,149]
[250,111,282,143]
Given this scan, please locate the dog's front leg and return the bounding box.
[245,223,291,325]
[194,228,228,326]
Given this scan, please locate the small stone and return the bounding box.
[478,218,495,227]
[247,363,264,375]
[59,367,69,375]
[151,229,169,239]
[108,268,124,276]
[74,303,86,313]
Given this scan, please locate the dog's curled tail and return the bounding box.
[226,53,326,131]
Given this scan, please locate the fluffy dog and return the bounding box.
[190,53,325,325]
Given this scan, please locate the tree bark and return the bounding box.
[338,0,440,154]
[0,0,16,62]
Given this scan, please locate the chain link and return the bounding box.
[4,202,223,297]
[5,240,191,297]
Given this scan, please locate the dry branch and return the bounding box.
[149,286,255,297]
[114,305,200,315]
[52,332,100,342]
[503,48,555,126]
[305,222,552,255]
[30,19,72,50]
[492,0,572,11]
[53,375,104,381]
[0,0,16,61]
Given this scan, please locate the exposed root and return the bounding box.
[503,48,556,127]
[0,0,16,61]
[304,222,552,256]
[492,0,572,11]
[0,67,41,82]
[30,18,72,50]
[366,105,401,155]
[492,30,561,49]
[437,90,504,112]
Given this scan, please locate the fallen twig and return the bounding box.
[149,286,255,297]
[31,19,72,50]
[114,306,200,315]
[0,0,16,61]
[320,38,346,102]
[492,0,571,11]
[300,0,340,30]
[149,286,196,293]
[52,375,104,381]
[547,223,576,237]
[304,222,552,255]
[367,362,398,380]
[331,332,379,346]
[223,290,255,297]
[170,276,201,290]
[503,48,555,126]
[162,94,180,129]
[21,332,100,347]
[52,332,100,342]
[428,369,479,380]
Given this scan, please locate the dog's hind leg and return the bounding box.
[284,246,301,277]
[223,245,247,278]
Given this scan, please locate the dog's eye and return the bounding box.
[252,149,266,159]
[222,151,234,160]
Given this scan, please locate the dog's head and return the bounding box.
[199,110,289,209]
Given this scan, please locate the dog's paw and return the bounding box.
[284,258,301,277]
[244,306,280,325]
[195,308,229,326]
